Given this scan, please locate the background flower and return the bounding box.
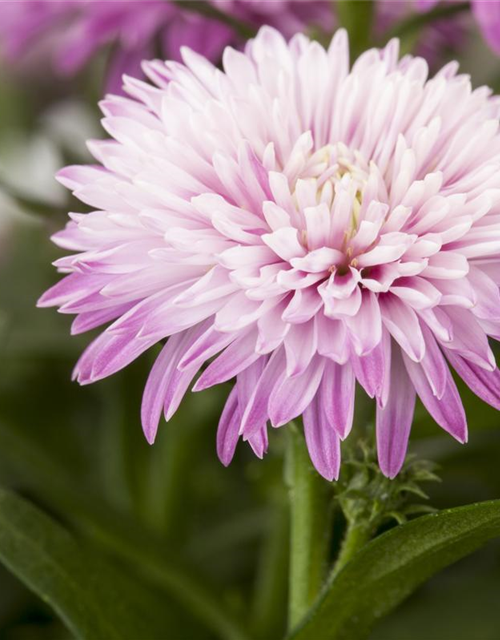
[0,0,468,95]
[378,0,468,61]
[0,0,333,93]
[418,0,500,55]
[472,0,500,54]
[40,27,500,481]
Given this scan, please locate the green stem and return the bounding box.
[382,1,470,44]
[336,0,375,59]
[251,503,290,640]
[286,424,333,631]
[171,1,256,40]
[329,521,372,582]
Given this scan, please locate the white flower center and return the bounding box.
[291,142,371,267]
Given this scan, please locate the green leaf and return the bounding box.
[0,419,250,640]
[291,500,500,640]
[0,488,178,640]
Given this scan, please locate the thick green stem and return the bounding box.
[286,425,333,631]
[329,522,372,582]
[336,0,375,59]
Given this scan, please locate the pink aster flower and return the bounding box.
[39,27,500,481]
[0,0,332,93]
[418,0,500,55]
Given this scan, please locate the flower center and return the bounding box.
[295,142,369,236]
[290,143,371,271]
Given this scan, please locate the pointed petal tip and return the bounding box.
[271,418,287,429]
[142,416,158,446]
[335,425,351,441]
[320,472,335,482]
[37,289,61,308]
[77,378,93,387]
[379,459,403,480]
[251,447,265,461]
[448,426,467,445]
[217,440,237,467]
[73,367,93,386]
[311,459,339,482]
[191,378,206,393]
[331,28,348,48]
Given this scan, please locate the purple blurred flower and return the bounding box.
[379,0,467,61]
[473,1,500,54]
[0,0,332,92]
[40,27,500,480]
[418,0,500,55]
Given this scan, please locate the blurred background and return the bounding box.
[0,2,500,639]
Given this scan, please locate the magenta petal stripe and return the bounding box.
[303,395,341,482]
[376,349,416,479]
[216,387,241,467]
[40,27,500,479]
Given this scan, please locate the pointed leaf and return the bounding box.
[0,489,175,640]
[291,500,500,640]
[0,419,250,640]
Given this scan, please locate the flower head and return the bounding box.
[39,27,500,480]
[0,0,332,93]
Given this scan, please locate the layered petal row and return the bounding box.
[40,27,500,479]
